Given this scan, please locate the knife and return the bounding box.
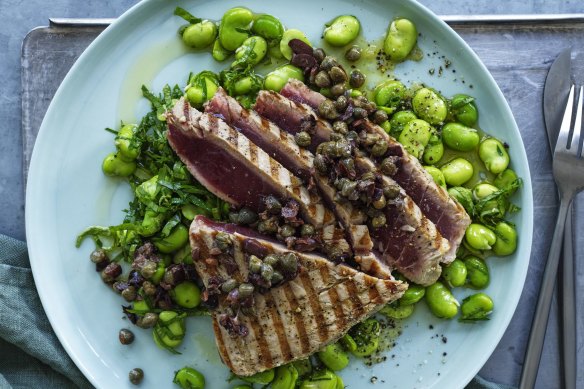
[541,48,576,389]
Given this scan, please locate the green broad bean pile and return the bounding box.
[78,6,523,388]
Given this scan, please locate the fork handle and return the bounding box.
[519,194,572,389]
[561,205,576,389]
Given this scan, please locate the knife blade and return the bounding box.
[542,48,576,389]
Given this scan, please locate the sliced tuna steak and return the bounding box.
[190,216,406,376]
[166,98,334,229]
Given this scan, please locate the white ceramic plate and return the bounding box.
[26,0,533,388]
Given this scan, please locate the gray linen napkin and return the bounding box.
[0,233,513,389]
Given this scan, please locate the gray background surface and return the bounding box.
[2,1,584,388]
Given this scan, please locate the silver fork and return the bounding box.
[519,85,584,389]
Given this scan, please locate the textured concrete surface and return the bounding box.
[2,1,584,388]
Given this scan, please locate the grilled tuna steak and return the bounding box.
[279,80,470,263]
[190,216,406,376]
[166,98,334,229]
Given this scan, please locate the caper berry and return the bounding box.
[371,214,387,228]
[349,70,365,88]
[345,45,362,62]
[300,224,316,236]
[237,207,258,225]
[261,263,274,281]
[371,140,389,157]
[353,107,368,119]
[380,158,397,175]
[90,249,108,264]
[119,328,135,345]
[332,120,349,134]
[221,278,238,293]
[320,56,339,71]
[330,83,347,97]
[295,131,312,148]
[279,224,296,238]
[129,368,144,385]
[314,71,332,88]
[238,283,255,298]
[334,95,349,112]
[318,99,339,119]
[372,110,388,124]
[264,195,282,215]
[249,255,263,273]
[313,48,326,63]
[383,184,401,199]
[329,66,348,84]
[314,154,329,174]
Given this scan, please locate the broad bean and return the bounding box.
[299,369,342,389]
[412,87,447,125]
[460,293,494,321]
[442,122,480,151]
[182,20,217,49]
[384,18,417,62]
[219,7,254,51]
[339,334,357,353]
[150,261,165,284]
[317,343,349,371]
[349,318,380,357]
[442,259,467,287]
[398,119,432,159]
[233,76,255,95]
[379,302,415,319]
[441,157,474,186]
[292,359,312,377]
[232,386,252,389]
[450,94,478,127]
[280,29,311,60]
[323,15,360,46]
[264,64,304,92]
[463,256,490,289]
[153,311,186,349]
[241,369,275,384]
[102,152,136,177]
[492,221,517,256]
[374,80,406,113]
[388,110,416,138]
[154,224,189,253]
[399,283,426,305]
[425,281,459,319]
[186,71,220,108]
[114,124,140,161]
[465,223,496,251]
[173,367,205,389]
[235,36,268,65]
[140,209,165,236]
[212,39,231,61]
[472,182,499,201]
[424,166,446,188]
[171,281,201,308]
[173,244,193,265]
[493,168,518,192]
[271,364,299,389]
[447,186,475,215]
[423,134,444,165]
[479,138,510,174]
[251,14,284,44]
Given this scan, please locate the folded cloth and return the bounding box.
[0,233,514,389]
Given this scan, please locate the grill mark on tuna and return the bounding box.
[213,318,233,369]
[253,295,278,366]
[344,278,365,317]
[271,287,303,357]
[282,286,310,355]
[299,271,329,344]
[264,291,294,361]
[327,286,346,329]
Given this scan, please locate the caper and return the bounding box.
[371,140,389,157]
[329,66,348,84]
[142,281,156,296]
[237,207,258,225]
[221,278,238,293]
[258,218,278,234]
[371,214,387,228]
[333,120,349,134]
[90,249,108,264]
[261,263,274,281]
[380,158,397,175]
[318,99,339,119]
[249,255,263,273]
[271,271,284,284]
[137,312,159,329]
[295,131,312,148]
[238,283,255,298]
[280,252,299,273]
[300,224,316,236]
[279,224,296,238]
[340,157,355,174]
[215,232,233,252]
[345,45,361,62]
[122,286,137,302]
[330,132,344,141]
[334,96,349,112]
[353,107,368,119]
[320,56,339,71]
[264,195,282,215]
[119,328,135,345]
[373,194,387,209]
[313,48,326,63]
[349,70,365,88]
[335,140,352,158]
[346,130,359,141]
[314,71,332,88]
[383,184,401,199]
[264,253,280,267]
[330,83,347,97]
[129,368,144,385]
[341,180,359,200]
[361,133,380,147]
[372,110,388,124]
[360,171,376,182]
[314,154,329,174]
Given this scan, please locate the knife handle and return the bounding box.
[561,205,576,389]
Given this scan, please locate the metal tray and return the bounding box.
[21,16,584,388]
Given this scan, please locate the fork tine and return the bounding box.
[569,86,583,156]
[556,85,575,154]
